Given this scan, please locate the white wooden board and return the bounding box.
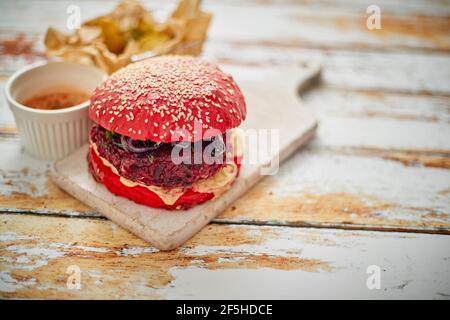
[51,61,320,250]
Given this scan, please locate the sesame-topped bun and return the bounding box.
[89,55,246,142]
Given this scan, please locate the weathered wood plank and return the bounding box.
[0,81,18,134]
[223,65,450,152]
[2,32,450,94]
[304,87,450,123]
[3,97,449,152]
[0,61,449,231]
[208,7,450,52]
[210,0,450,16]
[0,1,449,233]
[0,137,93,216]
[0,136,449,233]
[3,0,450,20]
[2,55,450,135]
[1,0,449,52]
[208,45,450,95]
[1,213,449,299]
[315,117,450,152]
[217,144,450,233]
[0,32,45,77]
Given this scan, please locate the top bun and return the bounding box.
[89,55,246,142]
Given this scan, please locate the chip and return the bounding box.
[44,0,211,74]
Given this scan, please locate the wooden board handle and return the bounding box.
[295,59,322,94]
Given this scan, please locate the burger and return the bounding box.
[88,55,246,210]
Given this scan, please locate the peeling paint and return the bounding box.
[0,271,37,293]
[1,214,450,299]
[0,178,92,213]
[0,214,333,298]
[0,232,36,242]
[219,149,450,232]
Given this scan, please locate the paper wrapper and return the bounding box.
[44,0,212,74]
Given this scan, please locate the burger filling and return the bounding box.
[89,125,232,189]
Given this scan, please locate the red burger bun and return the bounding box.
[89,55,246,143]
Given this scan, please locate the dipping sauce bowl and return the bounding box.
[4,61,107,160]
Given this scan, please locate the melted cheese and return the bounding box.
[92,142,119,175]
[231,130,244,158]
[119,177,185,206]
[193,162,237,198]
[91,140,239,206]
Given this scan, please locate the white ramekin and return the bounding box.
[4,61,107,160]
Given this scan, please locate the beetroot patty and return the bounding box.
[90,125,227,188]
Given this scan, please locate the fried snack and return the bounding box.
[44,0,211,74]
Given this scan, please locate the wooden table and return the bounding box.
[0,0,449,299]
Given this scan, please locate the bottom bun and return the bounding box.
[88,145,240,210]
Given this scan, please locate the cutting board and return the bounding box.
[51,61,321,250]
